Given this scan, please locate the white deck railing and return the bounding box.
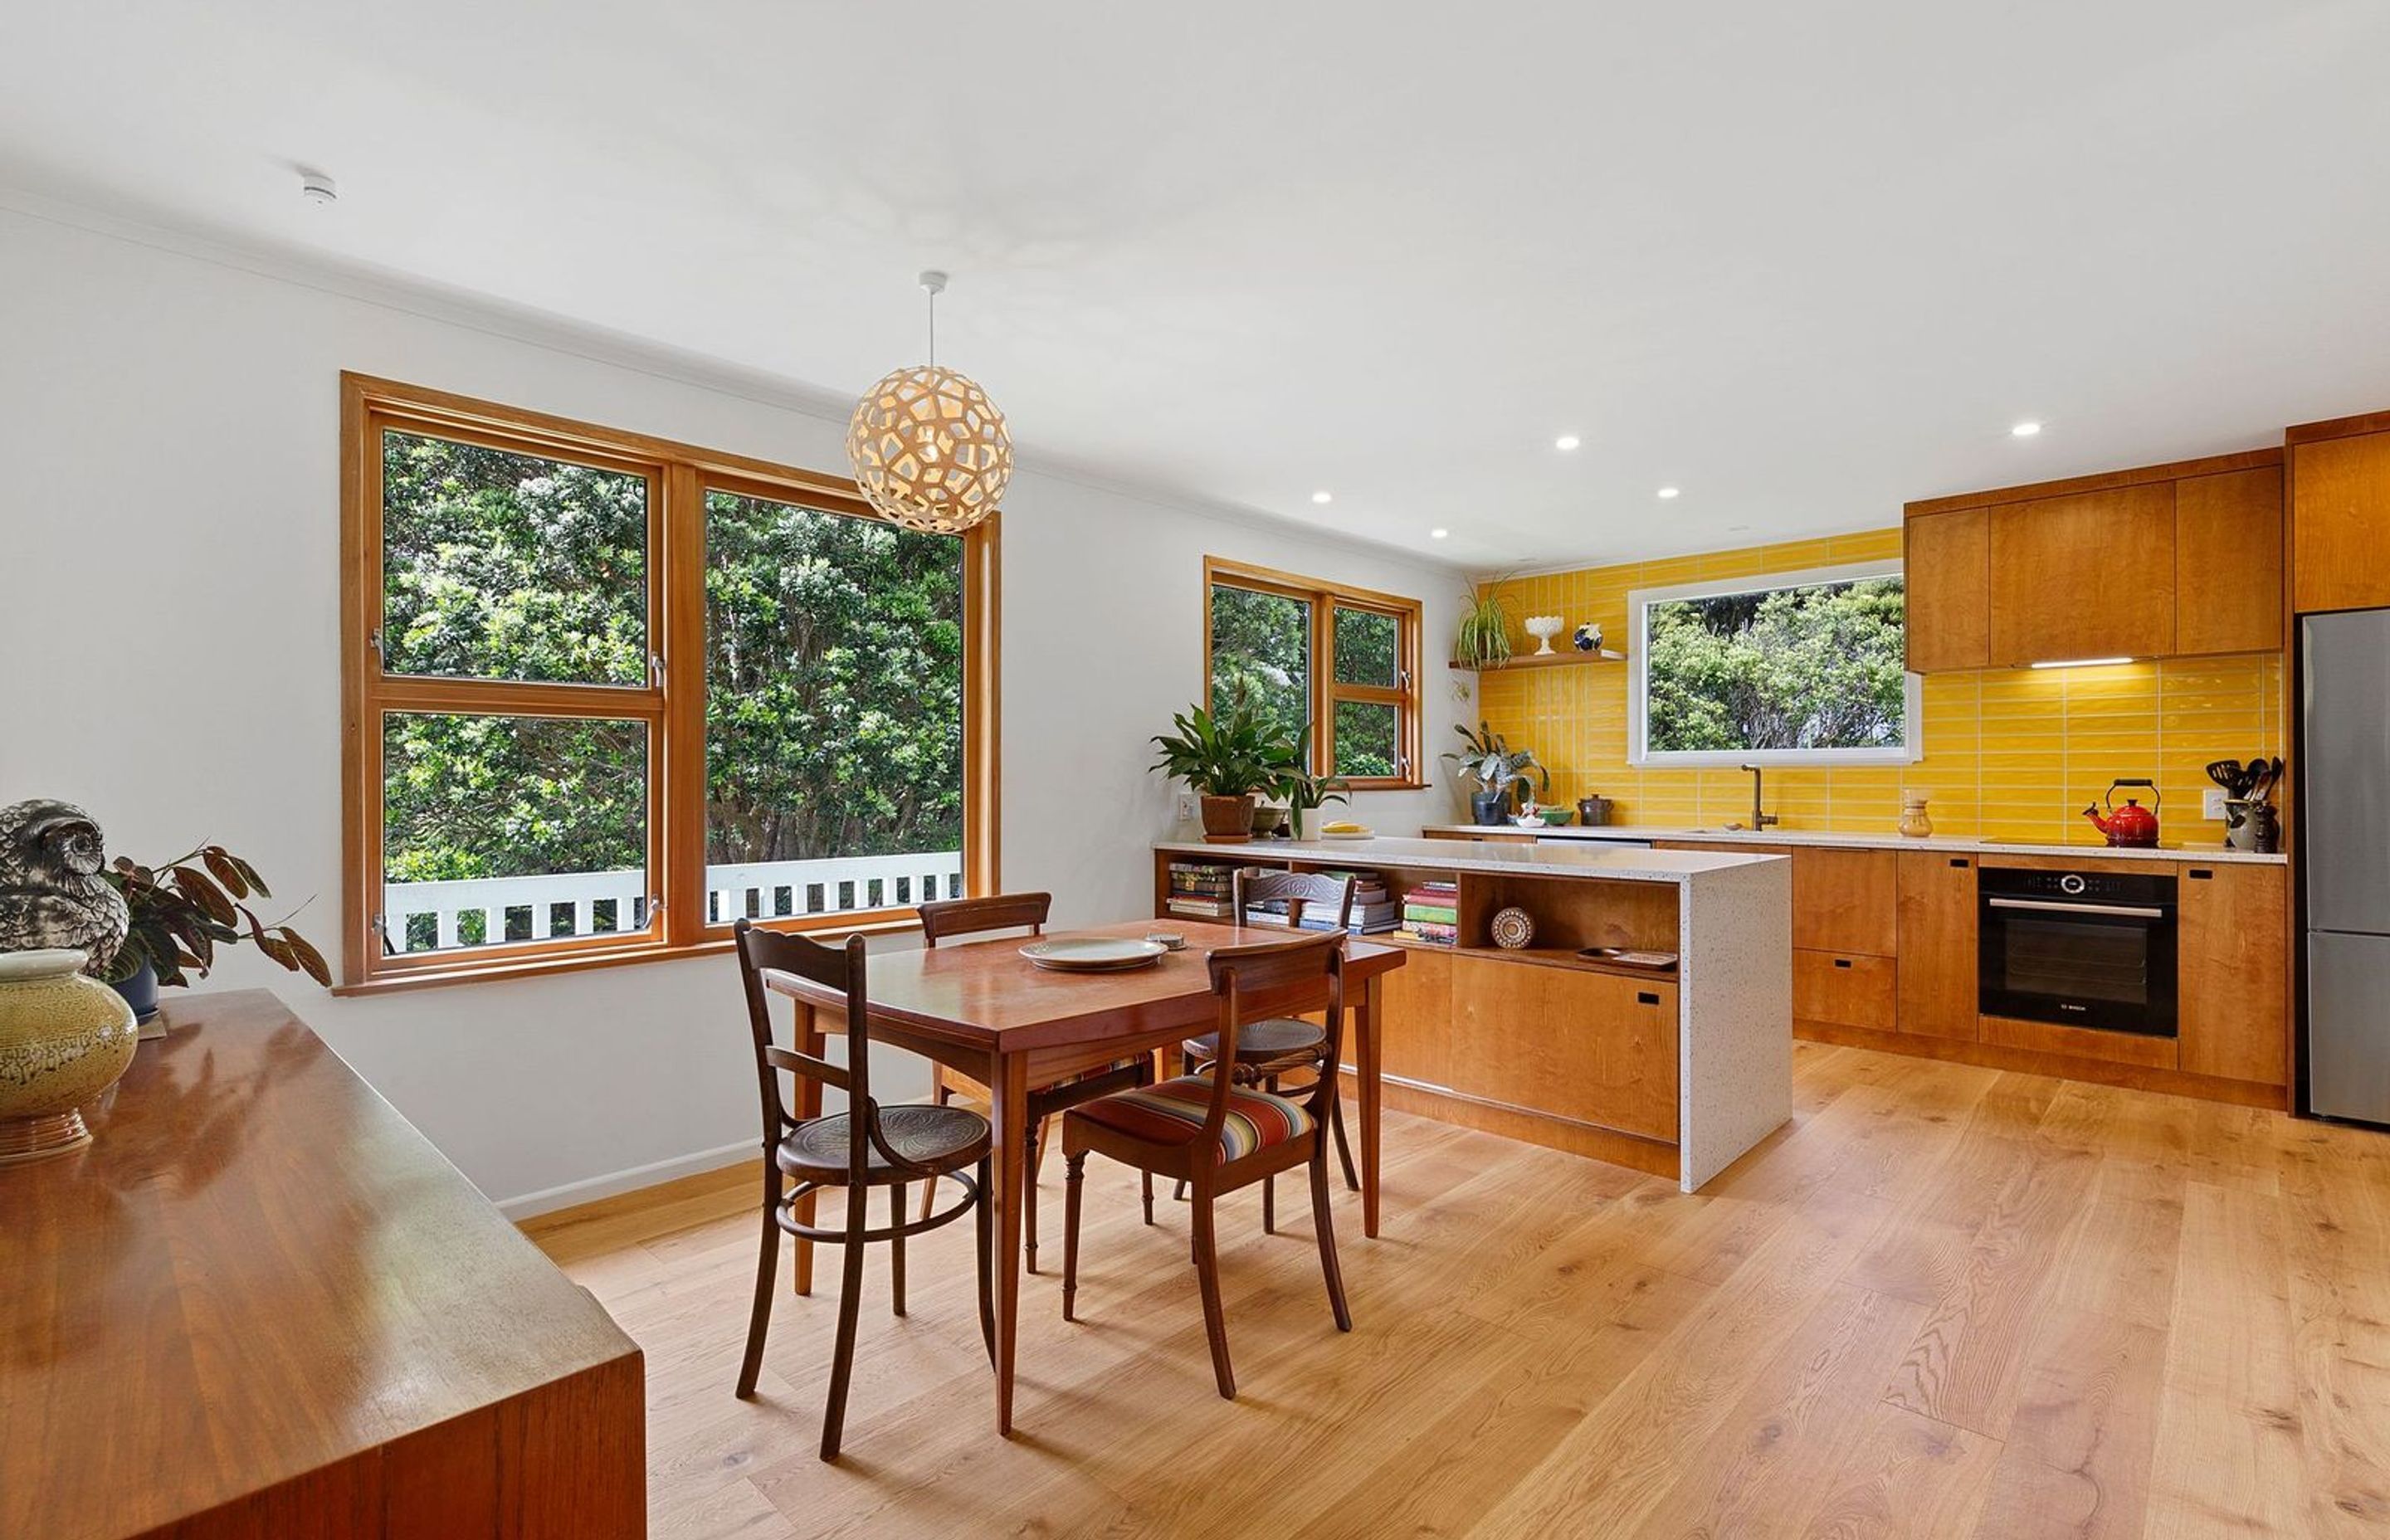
[382,851,964,953]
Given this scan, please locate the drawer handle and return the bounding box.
[1834,958,1854,969]
[1636,991,1661,1006]
[1949,858,1970,869]
[2188,869,2213,880]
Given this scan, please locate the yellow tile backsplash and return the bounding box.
[1471,530,2282,844]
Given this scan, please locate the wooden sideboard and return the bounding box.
[0,991,645,1540]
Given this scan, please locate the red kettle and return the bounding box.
[2083,778,2161,847]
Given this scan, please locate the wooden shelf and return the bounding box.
[1450,944,1678,982]
[1449,648,1626,672]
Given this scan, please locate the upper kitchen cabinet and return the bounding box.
[1988,484,2177,664]
[1903,509,1988,672]
[2175,465,2285,653]
[2289,413,2390,614]
[1902,449,2284,670]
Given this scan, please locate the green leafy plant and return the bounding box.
[1441,722,1549,802]
[1149,694,1288,797]
[105,846,330,988]
[1268,724,1349,838]
[1452,578,1514,668]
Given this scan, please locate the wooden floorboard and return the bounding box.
[527,1040,2390,1538]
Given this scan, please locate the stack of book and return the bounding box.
[1163,861,1236,919]
[1398,880,1460,946]
[1296,870,1398,935]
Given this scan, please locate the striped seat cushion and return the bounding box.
[1074,1074,1314,1162]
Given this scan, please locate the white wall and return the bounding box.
[0,202,1471,1213]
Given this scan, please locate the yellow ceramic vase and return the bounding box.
[0,948,139,1164]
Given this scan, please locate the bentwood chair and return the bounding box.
[1062,931,1354,1399]
[915,893,1155,1269]
[1173,869,1360,1230]
[732,919,995,1462]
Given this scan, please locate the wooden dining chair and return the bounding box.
[915,892,1155,1270]
[1061,931,1354,1400]
[1173,869,1360,1230]
[732,919,996,1462]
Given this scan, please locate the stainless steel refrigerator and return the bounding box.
[2305,609,2390,1123]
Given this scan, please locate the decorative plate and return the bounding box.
[1020,937,1169,972]
[1577,946,1679,971]
[1490,906,1535,949]
[1317,828,1376,841]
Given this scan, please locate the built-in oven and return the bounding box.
[1977,866,2178,1036]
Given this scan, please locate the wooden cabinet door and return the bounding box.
[1376,944,1452,1089]
[1896,850,1979,1040]
[1904,509,1990,671]
[2293,431,2390,613]
[1792,847,1900,957]
[1988,485,2177,664]
[2174,466,2284,655]
[1451,956,1679,1142]
[2177,863,2288,1086]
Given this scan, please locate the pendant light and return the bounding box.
[845,270,1013,534]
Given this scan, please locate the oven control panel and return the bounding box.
[1977,868,2176,904]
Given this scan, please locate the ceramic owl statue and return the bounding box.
[0,800,129,977]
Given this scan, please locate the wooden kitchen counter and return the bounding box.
[0,990,644,1540]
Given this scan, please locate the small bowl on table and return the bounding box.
[1535,807,1574,826]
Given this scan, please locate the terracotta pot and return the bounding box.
[0,948,139,1165]
[1199,794,1254,843]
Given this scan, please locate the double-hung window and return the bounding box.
[1202,558,1423,787]
[341,374,997,989]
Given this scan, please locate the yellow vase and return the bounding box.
[0,948,139,1164]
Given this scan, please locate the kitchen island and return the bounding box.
[1153,836,1791,1191]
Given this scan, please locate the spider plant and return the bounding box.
[1452,578,1514,668]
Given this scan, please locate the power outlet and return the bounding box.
[1177,793,1196,822]
[2202,788,2229,820]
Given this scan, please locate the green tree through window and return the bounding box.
[1642,574,1910,755]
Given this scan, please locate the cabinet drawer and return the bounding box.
[1451,956,1679,1143]
[1792,949,1897,1031]
[1981,1014,2178,1070]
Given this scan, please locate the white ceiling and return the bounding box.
[7,1,2389,569]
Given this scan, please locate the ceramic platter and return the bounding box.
[1021,937,1169,972]
[1317,828,1376,841]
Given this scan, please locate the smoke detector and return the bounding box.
[300,172,338,207]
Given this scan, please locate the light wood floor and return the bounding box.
[526,1041,2390,1538]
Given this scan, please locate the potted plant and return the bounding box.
[1150,695,1284,843]
[1267,725,1349,841]
[1452,578,1515,669]
[1442,722,1549,826]
[103,844,330,1021]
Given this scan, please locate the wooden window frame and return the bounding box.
[339,373,998,994]
[1201,557,1425,790]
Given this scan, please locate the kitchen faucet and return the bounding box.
[1739,763,1780,831]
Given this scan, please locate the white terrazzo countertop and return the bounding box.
[1154,835,1785,885]
[1418,823,2289,865]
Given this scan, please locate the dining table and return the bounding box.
[762,916,1406,1435]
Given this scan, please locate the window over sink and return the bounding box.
[1627,559,1921,767]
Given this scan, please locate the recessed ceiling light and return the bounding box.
[1310,490,1334,504]
[1554,434,1582,451]
[2011,421,2042,438]
[1430,528,1450,540]
[1657,486,1680,500]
